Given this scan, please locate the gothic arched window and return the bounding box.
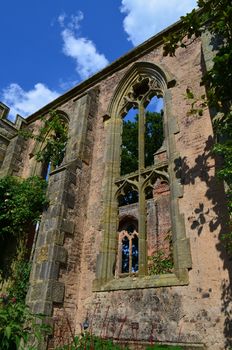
[117,218,139,275]
[94,62,192,291]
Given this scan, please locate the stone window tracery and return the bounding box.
[115,76,168,277]
[117,219,139,275]
[118,228,139,274]
[94,62,192,291]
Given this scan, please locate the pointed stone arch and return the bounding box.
[93,61,192,291]
[107,61,176,117]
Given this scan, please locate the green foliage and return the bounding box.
[55,333,129,350]
[7,259,31,303]
[36,111,68,167]
[121,111,163,175]
[148,250,173,275]
[20,110,68,167]
[0,295,51,350]
[148,231,173,275]
[185,89,208,117]
[163,0,232,251]
[55,333,184,350]
[0,176,47,281]
[0,176,47,239]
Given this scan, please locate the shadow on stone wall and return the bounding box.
[173,135,232,348]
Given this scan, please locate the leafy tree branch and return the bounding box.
[163,0,232,249]
[20,110,68,167]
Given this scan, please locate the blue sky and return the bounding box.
[0,0,197,119]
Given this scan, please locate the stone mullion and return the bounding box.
[138,179,147,276]
[129,235,132,273]
[138,103,145,170]
[138,103,147,276]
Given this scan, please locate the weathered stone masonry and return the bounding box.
[0,21,231,350]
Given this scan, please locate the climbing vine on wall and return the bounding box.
[163,0,232,251]
[21,110,68,167]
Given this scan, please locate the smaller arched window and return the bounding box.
[117,219,139,276]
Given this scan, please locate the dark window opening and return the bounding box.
[118,217,138,232]
[118,190,139,206]
[145,186,153,200]
[132,235,139,272]
[126,224,136,234]
[41,161,51,181]
[121,236,130,273]
[133,78,149,100]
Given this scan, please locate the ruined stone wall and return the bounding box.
[63,38,230,350]
[0,25,230,350]
[0,103,28,176]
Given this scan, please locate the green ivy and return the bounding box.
[7,260,31,303]
[20,110,68,167]
[163,0,232,251]
[148,250,173,276]
[0,175,50,349]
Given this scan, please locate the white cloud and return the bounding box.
[120,0,197,46]
[59,12,109,80]
[1,83,59,118]
[58,11,84,30]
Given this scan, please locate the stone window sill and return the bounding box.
[93,269,189,292]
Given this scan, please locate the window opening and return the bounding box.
[146,179,173,275]
[118,221,139,275]
[145,96,164,168]
[145,186,153,200]
[41,161,51,181]
[133,78,150,99]
[131,235,139,272]
[121,236,129,273]
[127,224,136,234]
[118,189,139,206]
[121,108,139,175]
[96,64,191,289]
[116,79,169,277]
